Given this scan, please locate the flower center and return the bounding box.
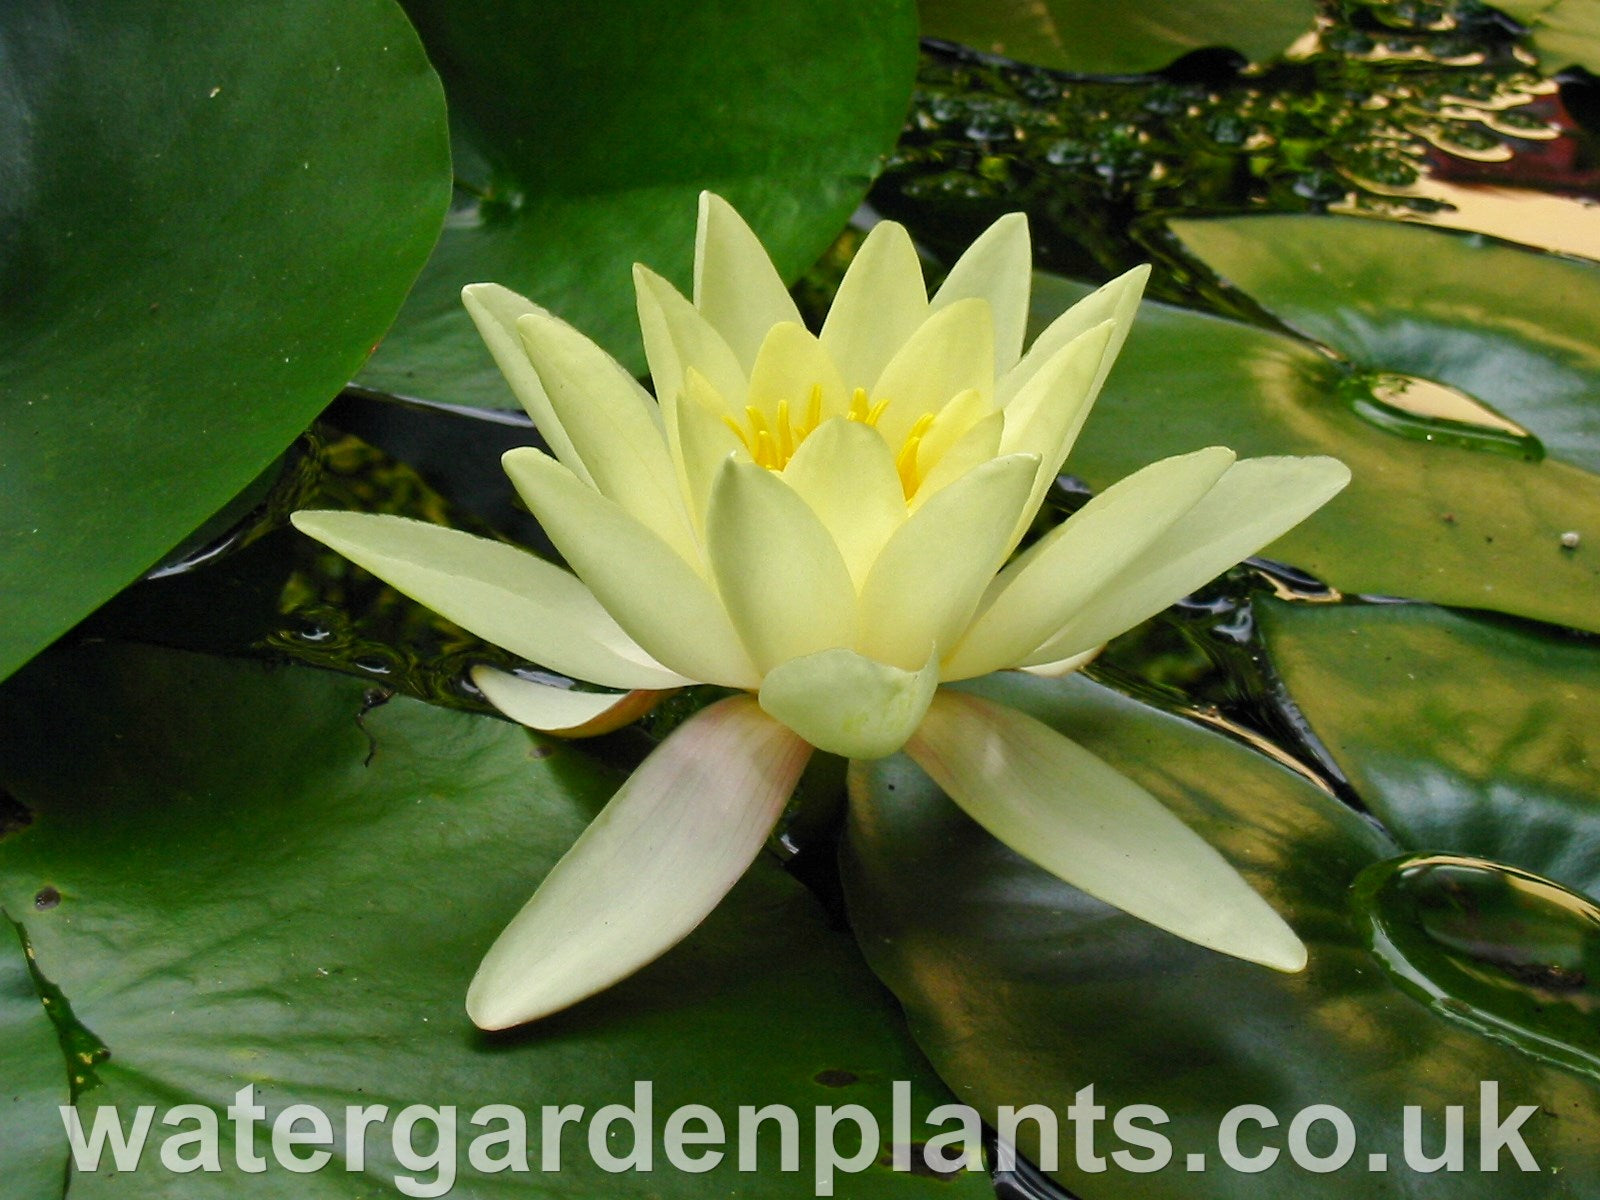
[724,386,937,498]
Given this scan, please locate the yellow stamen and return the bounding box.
[722,415,755,457]
[896,413,936,498]
[753,428,779,469]
[846,387,870,423]
[725,384,906,472]
[776,399,794,460]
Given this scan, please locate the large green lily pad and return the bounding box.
[1038,274,1600,634]
[917,0,1317,74]
[1257,597,1600,901]
[842,671,1600,1199]
[0,644,986,1198]
[359,0,919,406]
[1170,214,1600,475]
[0,0,452,684]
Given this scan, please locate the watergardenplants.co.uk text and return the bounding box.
[62,1079,1546,1197]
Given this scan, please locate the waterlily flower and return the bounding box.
[292,194,1350,1031]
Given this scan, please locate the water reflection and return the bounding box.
[1353,853,1600,1081]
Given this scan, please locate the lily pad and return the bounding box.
[1256,597,1600,900]
[917,0,1318,74]
[0,644,986,1199]
[842,671,1600,1199]
[1036,274,1600,634]
[0,925,66,1200]
[1494,0,1600,72]
[0,0,451,684]
[1169,214,1600,475]
[359,0,919,406]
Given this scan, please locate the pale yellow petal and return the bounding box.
[942,447,1236,680]
[663,370,744,540]
[518,313,697,562]
[472,668,665,737]
[759,647,938,759]
[289,511,688,690]
[780,417,905,589]
[468,697,811,1028]
[906,691,1306,972]
[998,319,1115,550]
[502,448,758,687]
[633,263,746,407]
[857,453,1037,671]
[871,297,996,447]
[910,410,1003,511]
[911,386,993,480]
[1000,264,1148,406]
[1026,455,1353,664]
[820,220,929,393]
[1017,646,1103,677]
[461,283,592,485]
[746,322,848,424]
[705,457,857,673]
[930,212,1031,375]
[693,192,803,371]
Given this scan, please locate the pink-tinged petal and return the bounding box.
[904,691,1306,972]
[467,697,813,1028]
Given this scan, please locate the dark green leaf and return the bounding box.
[1257,597,1600,900]
[843,671,1600,1199]
[0,0,452,683]
[917,0,1317,73]
[1171,214,1600,474]
[360,0,920,406]
[0,644,983,1198]
[1038,274,1600,634]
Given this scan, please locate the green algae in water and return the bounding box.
[1353,853,1600,1082]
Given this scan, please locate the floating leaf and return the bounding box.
[843,670,1600,1199]
[359,0,920,406]
[1257,597,1600,900]
[1037,274,1600,634]
[1170,215,1600,475]
[0,0,452,683]
[917,0,1317,73]
[0,645,986,1199]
